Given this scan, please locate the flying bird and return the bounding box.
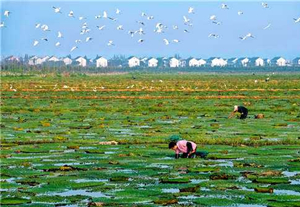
[183,16,190,24]
[138,39,144,43]
[97,25,105,30]
[208,33,219,38]
[86,37,92,42]
[141,12,147,17]
[262,2,269,8]
[147,16,154,20]
[212,21,222,25]
[68,11,75,17]
[41,24,50,31]
[293,17,300,23]
[240,33,254,40]
[210,15,217,21]
[117,25,123,30]
[108,17,117,21]
[75,39,81,43]
[53,7,62,13]
[4,10,11,17]
[128,31,135,37]
[221,4,229,9]
[184,29,190,33]
[79,16,86,20]
[173,39,180,43]
[41,38,48,41]
[70,46,78,52]
[263,23,271,30]
[107,40,114,46]
[116,9,121,14]
[95,15,101,19]
[33,40,39,46]
[238,11,243,15]
[188,7,195,14]
[0,22,5,28]
[58,31,63,38]
[55,42,61,47]
[103,11,108,18]
[163,39,169,45]
[35,23,41,28]
[173,25,179,30]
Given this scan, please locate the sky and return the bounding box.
[1,1,300,59]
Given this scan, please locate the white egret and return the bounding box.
[210,15,217,21]
[208,33,219,38]
[33,40,39,46]
[184,29,189,33]
[108,40,114,46]
[55,42,61,47]
[239,33,254,40]
[183,16,190,24]
[97,25,105,30]
[41,38,48,41]
[188,7,195,14]
[117,25,123,30]
[147,16,154,20]
[294,17,300,23]
[35,23,41,28]
[173,25,179,30]
[103,11,108,18]
[4,10,11,17]
[0,22,5,28]
[108,17,117,21]
[141,12,147,17]
[75,39,81,43]
[163,39,169,45]
[68,11,75,18]
[53,7,62,14]
[262,2,269,8]
[263,23,271,30]
[138,39,144,43]
[238,11,243,15]
[221,4,229,9]
[86,37,92,42]
[128,31,135,37]
[116,9,121,14]
[58,31,63,38]
[70,46,78,52]
[173,39,180,43]
[79,16,86,20]
[95,15,101,19]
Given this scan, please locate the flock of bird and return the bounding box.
[1,2,300,53]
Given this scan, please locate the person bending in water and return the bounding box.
[229,105,248,119]
[169,140,208,159]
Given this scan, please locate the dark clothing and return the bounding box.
[237,106,248,119]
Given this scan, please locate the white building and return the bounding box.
[96,56,108,67]
[75,56,87,67]
[148,58,158,67]
[210,58,227,67]
[63,57,73,65]
[169,57,180,68]
[188,58,199,67]
[48,56,60,62]
[35,56,49,65]
[254,57,264,67]
[198,59,207,66]
[128,56,140,67]
[28,56,38,65]
[241,58,250,67]
[271,57,287,67]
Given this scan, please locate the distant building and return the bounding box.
[62,56,73,65]
[271,57,287,67]
[253,57,264,67]
[188,58,199,67]
[5,55,20,63]
[208,57,227,67]
[95,56,108,67]
[227,58,238,67]
[128,56,140,67]
[75,56,87,67]
[293,57,300,66]
[48,56,60,62]
[35,56,49,65]
[198,59,207,66]
[169,57,180,67]
[148,57,158,67]
[28,56,38,65]
[240,57,250,67]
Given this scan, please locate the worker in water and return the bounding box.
[229,105,248,119]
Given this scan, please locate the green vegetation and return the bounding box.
[1,73,300,206]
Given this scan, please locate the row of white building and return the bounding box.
[3,55,300,68]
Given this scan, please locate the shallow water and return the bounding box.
[274,189,300,195]
[162,188,179,193]
[46,189,110,198]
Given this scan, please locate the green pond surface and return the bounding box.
[1,73,300,206]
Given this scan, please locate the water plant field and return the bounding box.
[1,73,300,206]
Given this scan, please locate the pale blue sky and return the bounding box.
[1,1,300,59]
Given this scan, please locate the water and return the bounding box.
[274,189,300,195]
[191,179,208,184]
[282,171,299,177]
[162,188,179,193]
[46,189,110,198]
[73,179,108,183]
[290,180,300,185]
